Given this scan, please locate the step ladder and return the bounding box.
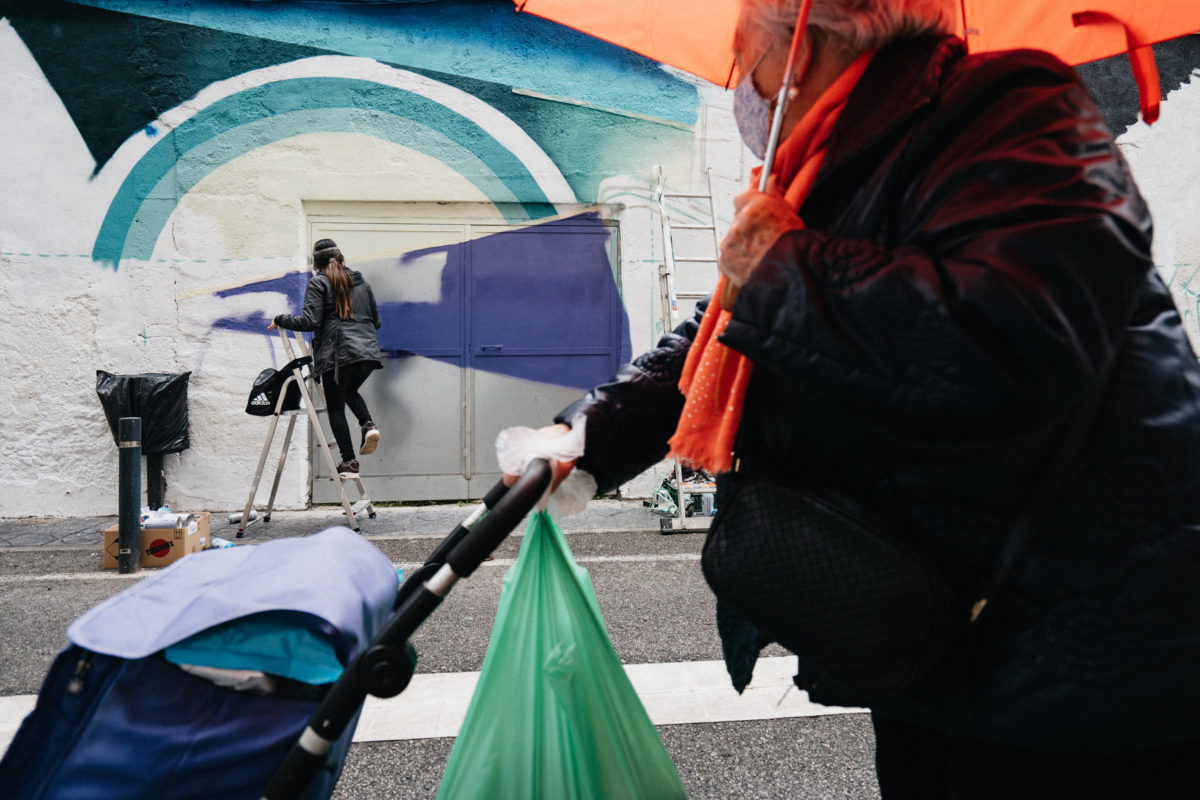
[654,166,721,533]
[236,328,375,537]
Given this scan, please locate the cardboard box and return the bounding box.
[103,512,210,569]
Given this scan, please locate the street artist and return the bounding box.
[270,239,383,478]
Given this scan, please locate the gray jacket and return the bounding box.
[275,269,382,377]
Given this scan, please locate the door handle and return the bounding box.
[480,344,503,351]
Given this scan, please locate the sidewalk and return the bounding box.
[0,498,666,549]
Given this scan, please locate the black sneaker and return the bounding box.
[359,422,380,456]
[336,459,360,477]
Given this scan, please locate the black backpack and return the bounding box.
[244,357,311,416]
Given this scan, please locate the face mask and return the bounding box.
[733,55,772,160]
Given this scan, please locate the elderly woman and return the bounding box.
[515,0,1200,795]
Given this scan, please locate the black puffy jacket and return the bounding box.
[275,269,382,377]
[558,36,1200,752]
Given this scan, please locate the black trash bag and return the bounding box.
[95,372,191,455]
[244,357,309,416]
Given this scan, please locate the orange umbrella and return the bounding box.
[517,0,1200,124]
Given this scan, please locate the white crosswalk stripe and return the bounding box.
[0,656,863,757]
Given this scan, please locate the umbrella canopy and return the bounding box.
[962,1,1198,66]
[519,0,742,87]
[518,0,1200,123]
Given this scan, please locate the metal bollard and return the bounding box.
[147,452,164,511]
[118,417,142,574]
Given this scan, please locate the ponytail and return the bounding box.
[312,240,353,319]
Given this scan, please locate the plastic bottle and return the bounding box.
[210,536,237,549]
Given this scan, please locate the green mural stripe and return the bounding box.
[93,77,555,265]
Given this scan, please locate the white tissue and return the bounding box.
[546,468,598,518]
[495,414,597,517]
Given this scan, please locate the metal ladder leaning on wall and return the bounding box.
[654,166,720,532]
[236,328,375,537]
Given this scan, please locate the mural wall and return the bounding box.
[0,0,705,514]
[0,1,1196,515]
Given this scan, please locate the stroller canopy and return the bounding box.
[68,527,397,665]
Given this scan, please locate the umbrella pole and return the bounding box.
[758,0,813,192]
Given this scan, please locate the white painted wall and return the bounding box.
[1119,78,1200,347]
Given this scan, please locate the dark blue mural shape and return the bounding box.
[377,211,632,391]
[210,270,311,369]
[208,212,629,391]
[211,309,277,336]
[215,271,310,333]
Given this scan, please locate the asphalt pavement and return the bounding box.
[0,499,882,798]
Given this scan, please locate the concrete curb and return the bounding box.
[0,499,671,549]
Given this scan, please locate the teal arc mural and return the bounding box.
[93,74,564,266]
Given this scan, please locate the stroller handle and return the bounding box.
[260,459,552,800]
[446,458,551,579]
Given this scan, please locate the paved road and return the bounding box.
[0,502,881,798]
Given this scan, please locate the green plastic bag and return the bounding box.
[438,511,687,799]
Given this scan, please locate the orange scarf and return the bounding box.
[666,52,873,474]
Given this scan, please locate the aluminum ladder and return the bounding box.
[654,166,721,532]
[236,328,375,536]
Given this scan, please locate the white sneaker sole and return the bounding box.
[360,429,381,455]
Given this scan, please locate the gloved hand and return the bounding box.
[496,415,596,516]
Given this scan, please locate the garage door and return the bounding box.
[309,206,627,501]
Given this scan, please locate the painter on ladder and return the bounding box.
[270,239,384,477]
[500,0,1200,796]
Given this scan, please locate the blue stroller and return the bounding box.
[0,461,550,800]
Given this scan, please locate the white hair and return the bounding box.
[741,0,958,53]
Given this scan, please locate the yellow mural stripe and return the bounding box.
[347,205,609,265]
[176,267,302,301]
